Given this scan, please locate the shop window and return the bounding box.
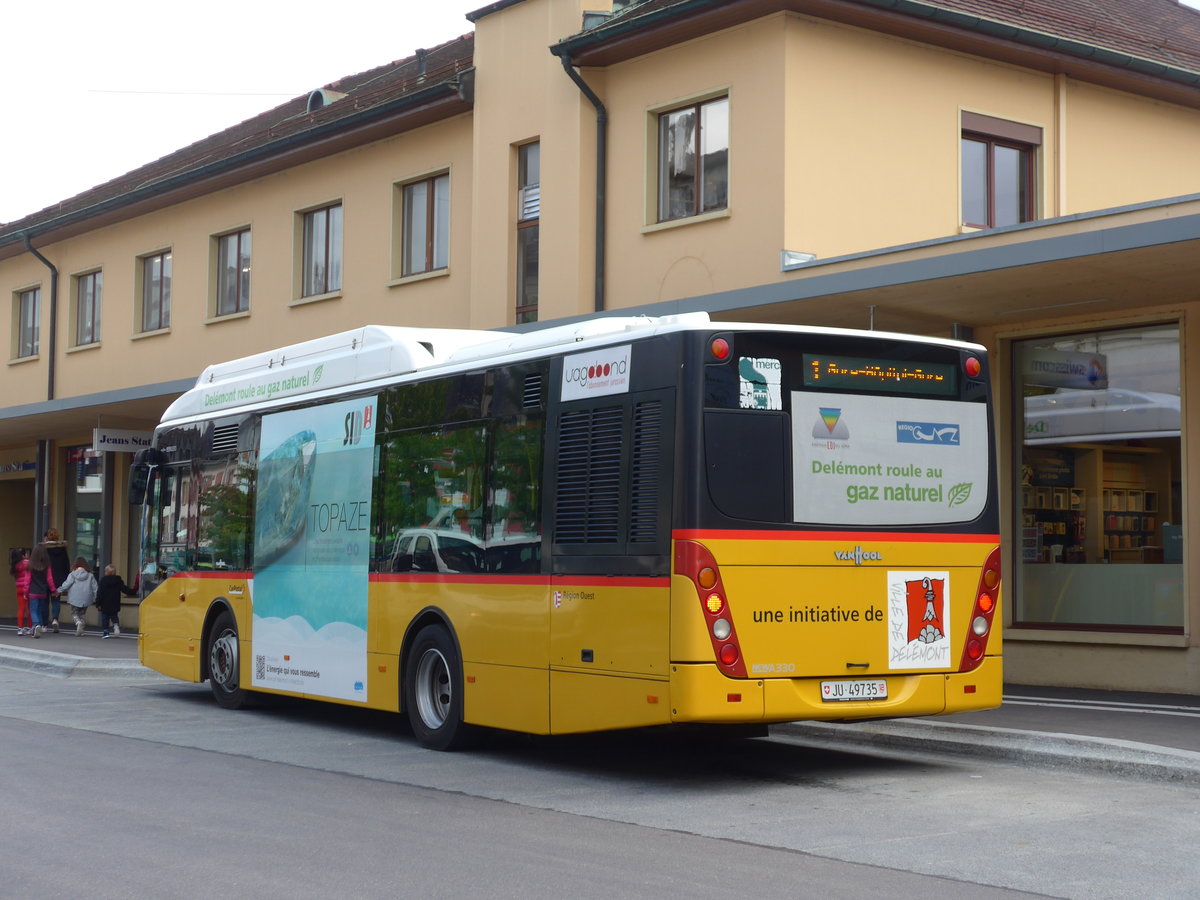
[1015,324,1183,630]
[64,445,104,571]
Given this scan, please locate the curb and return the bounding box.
[0,644,157,679]
[774,719,1200,785]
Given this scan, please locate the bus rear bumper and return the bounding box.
[670,656,1002,724]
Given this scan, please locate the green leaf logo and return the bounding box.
[947,482,973,507]
[313,365,324,384]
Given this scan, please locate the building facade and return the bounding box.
[2,0,1199,693]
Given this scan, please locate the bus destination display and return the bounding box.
[803,353,957,395]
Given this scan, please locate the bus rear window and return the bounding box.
[704,330,991,527]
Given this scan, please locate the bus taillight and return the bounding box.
[675,540,748,678]
[960,546,1001,672]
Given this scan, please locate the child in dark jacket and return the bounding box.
[96,565,138,638]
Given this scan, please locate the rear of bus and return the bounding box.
[671,327,1001,724]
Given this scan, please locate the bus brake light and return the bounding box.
[674,540,748,678]
[959,546,1001,673]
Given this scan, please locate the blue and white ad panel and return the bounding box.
[251,396,377,701]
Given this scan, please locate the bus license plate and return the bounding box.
[821,679,888,702]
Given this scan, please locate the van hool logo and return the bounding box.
[833,545,883,565]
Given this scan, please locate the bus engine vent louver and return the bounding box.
[555,406,622,544]
[522,373,543,410]
[210,423,241,455]
[628,401,662,544]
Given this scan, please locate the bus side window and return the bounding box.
[486,414,544,574]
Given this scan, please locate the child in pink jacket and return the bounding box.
[9,548,31,635]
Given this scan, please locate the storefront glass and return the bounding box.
[1015,324,1183,630]
[65,446,104,570]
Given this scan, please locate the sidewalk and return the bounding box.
[1,619,1197,782]
[778,685,1200,785]
[0,619,146,678]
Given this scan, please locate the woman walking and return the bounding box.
[27,544,57,638]
[43,527,71,633]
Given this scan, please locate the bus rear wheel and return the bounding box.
[404,623,473,750]
[208,609,247,710]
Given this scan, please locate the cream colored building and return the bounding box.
[2,0,1199,693]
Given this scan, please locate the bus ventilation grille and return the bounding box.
[210,423,241,455]
[628,401,662,544]
[523,373,543,410]
[555,406,622,544]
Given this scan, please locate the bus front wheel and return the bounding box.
[208,609,248,710]
[404,623,473,751]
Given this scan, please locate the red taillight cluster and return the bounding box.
[675,540,747,678]
[959,546,1001,672]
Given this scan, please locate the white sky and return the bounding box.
[4,0,1200,225]
[1,0,481,224]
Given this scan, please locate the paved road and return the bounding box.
[2,717,1032,900]
[1,622,1198,783]
[1,666,1198,898]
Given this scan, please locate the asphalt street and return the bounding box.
[1,620,1197,782]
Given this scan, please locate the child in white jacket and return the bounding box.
[58,558,98,636]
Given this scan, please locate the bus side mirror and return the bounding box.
[128,448,165,505]
[128,463,151,506]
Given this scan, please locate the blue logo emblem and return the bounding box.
[896,421,960,445]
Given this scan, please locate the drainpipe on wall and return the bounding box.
[559,54,607,313]
[24,234,59,547]
[22,233,58,401]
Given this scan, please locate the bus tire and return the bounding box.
[208,608,248,710]
[404,623,474,751]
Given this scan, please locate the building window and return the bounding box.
[75,271,102,346]
[400,174,449,277]
[301,204,343,297]
[657,96,728,222]
[516,142,539,324]
[14,287,39,358]
[140,250,172,332]
[216,229,251,316]
[961,112,1040,229]
[1015,323,1183,631]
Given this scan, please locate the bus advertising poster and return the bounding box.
[251,396,378,702]
[793,392,989,526]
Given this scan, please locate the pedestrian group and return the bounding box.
[8,527,136,639]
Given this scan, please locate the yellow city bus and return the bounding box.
[132,313,1001,749]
